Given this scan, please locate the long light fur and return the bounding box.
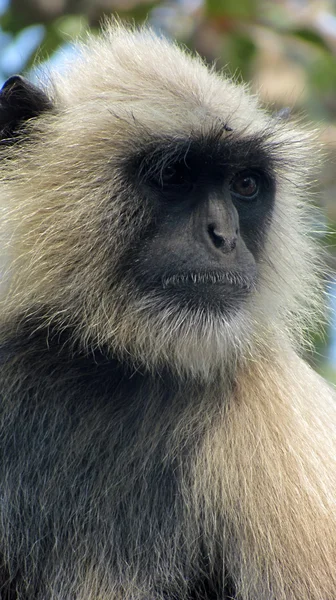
[0,21,335,600]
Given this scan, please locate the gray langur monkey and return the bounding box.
[0,22,335,600]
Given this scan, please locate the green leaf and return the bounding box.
[221,32,256,80]
[206,0,257,19]
[291,28,330,52]
[54,15,89,40]
[1,8,28,34]
[309,53,336,94]
[117,2,157,22]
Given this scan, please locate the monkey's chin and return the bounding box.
[122,269,257,376]
[125,285,255,379]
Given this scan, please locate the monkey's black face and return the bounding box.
[127,132,275,316]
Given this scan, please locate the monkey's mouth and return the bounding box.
[161,270,256,291]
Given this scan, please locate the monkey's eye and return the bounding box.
[230,171,260,200]
[158,161,193,189]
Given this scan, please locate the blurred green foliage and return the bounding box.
[206,0,257,19]
[0,1,336,120]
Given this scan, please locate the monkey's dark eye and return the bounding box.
[158,161,193,189]
[230,171,259,200]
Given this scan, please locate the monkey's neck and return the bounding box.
[0,314,234,413]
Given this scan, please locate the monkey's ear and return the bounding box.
[0,75,53,141]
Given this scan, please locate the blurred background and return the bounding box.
[0,0,336,379]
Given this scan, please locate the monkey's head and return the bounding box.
[0,24,319,377]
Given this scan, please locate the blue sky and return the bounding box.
[0,25,45,83]
[0,0,9,14]
[0,0,45,85]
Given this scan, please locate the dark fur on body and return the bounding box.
[0,318,236,599]
[0,23,335,600]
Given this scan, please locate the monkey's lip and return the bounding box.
[161,270,256,291]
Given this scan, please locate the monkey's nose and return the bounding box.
[207,224,238,254]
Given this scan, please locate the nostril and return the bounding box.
[208,224,224,249]
[207,224,237,252]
